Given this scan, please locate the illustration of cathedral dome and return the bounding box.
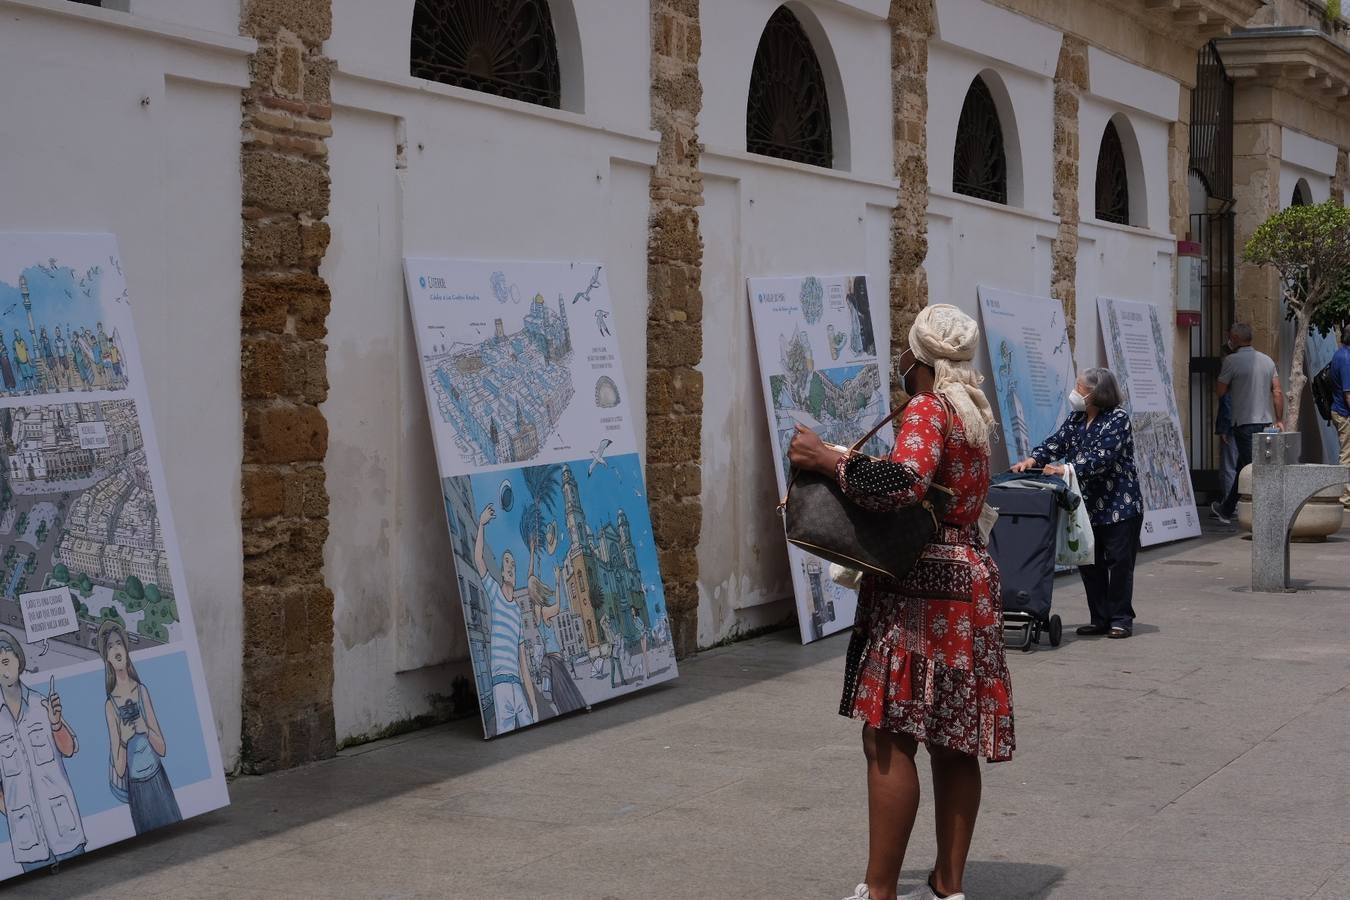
[533,293,546,305]
[594,376,620,409]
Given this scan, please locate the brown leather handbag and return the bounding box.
[779,401,953,583]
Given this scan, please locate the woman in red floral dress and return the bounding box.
[789,305,1014,900]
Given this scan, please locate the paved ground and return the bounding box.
[15,521,1350,899]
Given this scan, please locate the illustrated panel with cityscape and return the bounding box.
[0,246,133,399]
[0,233,227,883]
[0,401,180,658]
[406,259,637,478]
[977,286,1075,461]
[769,360,887,484]
[747,274,890,645]
[1097,296,1200,545]
[441,452,677,738]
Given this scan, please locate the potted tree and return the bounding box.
[1237,200,1350,539]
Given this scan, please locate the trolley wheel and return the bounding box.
[1048,615,1063,647]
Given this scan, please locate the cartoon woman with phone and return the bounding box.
[97,621,181,833]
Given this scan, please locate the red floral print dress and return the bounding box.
[833,392,1015,762]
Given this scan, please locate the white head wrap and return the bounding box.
[908,304,996,451]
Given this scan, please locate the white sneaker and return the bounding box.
[1208,501,1231,525]
[842,885,871,900]
[900,882,966,900]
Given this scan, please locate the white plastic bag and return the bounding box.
[1055,464,1095,567]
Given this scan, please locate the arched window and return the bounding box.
[1291,179,1312,206]
[746,6,833,169]
[1095,121,1130,225]
[952,77,1008,204]
[410,0,562,109]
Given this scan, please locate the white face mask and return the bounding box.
[1068,390,1088,413]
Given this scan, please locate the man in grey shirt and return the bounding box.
[1212,323,1283,522]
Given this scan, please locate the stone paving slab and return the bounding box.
[11,522,1350,899]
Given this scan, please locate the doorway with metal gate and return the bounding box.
[1186,41,1235,497]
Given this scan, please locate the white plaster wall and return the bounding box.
[7,0,242,39]
[1076,226,1179,372]
[1076,81,1179,385]
[1079,100,1172,233]
[130,0,241,36]
[1281,128,1339,182]
[928,40,1057,215]
[0,3,251,769]
[701,0,892,178]
[328,0,646,122]
[695,1,895,645]
[926,196,1059,469]
[324,0,659,742]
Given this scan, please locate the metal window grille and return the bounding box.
[746,6,834,169]
[1094,121,1130,225]
[1189,42,1233,204]
[952,77,1008,204]
[410,0,562,109]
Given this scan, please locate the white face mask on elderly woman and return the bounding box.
[1068,390,1088,413]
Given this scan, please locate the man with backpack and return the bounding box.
[1332,325,1350,511]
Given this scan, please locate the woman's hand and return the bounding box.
[787,425,844,476]
[1009,456,1038,474]
[1042,463,1066,477]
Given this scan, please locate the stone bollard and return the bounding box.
[1250,431,1350,592]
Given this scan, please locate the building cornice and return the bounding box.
[1217,28,1350,108]
[1131,0,1269,41]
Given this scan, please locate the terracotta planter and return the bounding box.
[1236,464,1346,542]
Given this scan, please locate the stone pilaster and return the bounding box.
[1051,36,1088,353]
[1333,148,1349,206]
[888,0,935,402]
[1232,120,1282,356]
[238,0,336,772]
[1169,88,1193,241]
[648,0,704,658]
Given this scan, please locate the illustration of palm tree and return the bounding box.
[518,463,563,574]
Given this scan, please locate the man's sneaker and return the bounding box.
[900,880,967,900]
[842,884,872,900]
[1209,501,1231,524]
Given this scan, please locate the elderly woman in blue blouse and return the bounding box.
[1011,368,1143,639]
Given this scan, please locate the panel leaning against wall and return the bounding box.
[1097,296,1201,546]
[404,259,678,739]
[747,275,889,644]
[0,234,228,880]
[977,286,1076,464]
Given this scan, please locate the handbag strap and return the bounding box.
[781,393,958,509]
[846,403,908,454]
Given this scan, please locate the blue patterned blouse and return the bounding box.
[1029,408,1143,526]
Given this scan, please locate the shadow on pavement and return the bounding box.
[902,861,1066,899]
[14,624,847,896]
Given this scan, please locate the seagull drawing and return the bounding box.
[571,267,603,305]
[587,439,613,476]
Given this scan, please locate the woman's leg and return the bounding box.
[1077,523,1110,627]
[862,724,921,900]
[1103,517,1143,629]
[929,744,982,896]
